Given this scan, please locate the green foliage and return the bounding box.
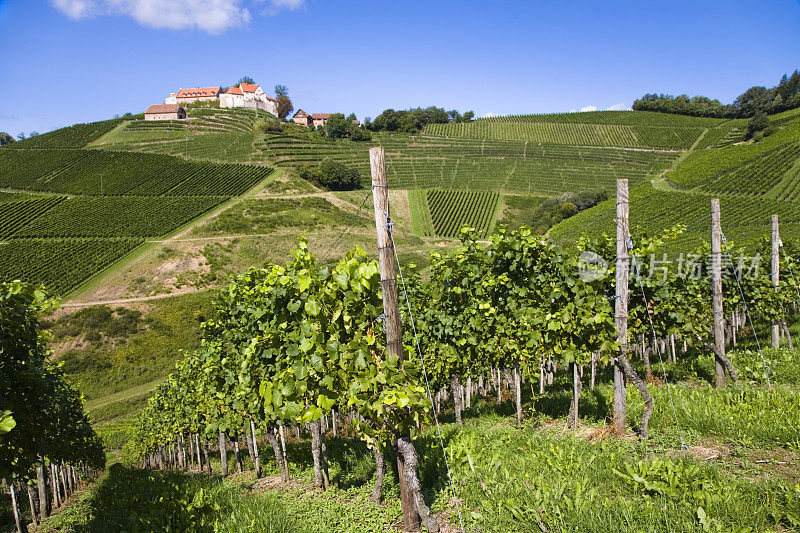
[0,281,104,481]
[323,113,372,141]
[501,190,607,233]
[746,112,771,139]
[0,132,15,146]
[299,158,361,190]
[44,305,149,344]
[56,290,213,403]
[369,106,456,133]
[633,71,800,118]
[125,241,430,460]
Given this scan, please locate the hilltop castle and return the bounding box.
[164,83,278,116]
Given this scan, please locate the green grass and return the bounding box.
[40,465,299,532]
[189,196,372,237]
[55,290,213,402]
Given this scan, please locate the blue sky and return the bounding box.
[1,0,799,136]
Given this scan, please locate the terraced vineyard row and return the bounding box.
[13,196,225,238]
[0,195,65,238]
[475,110,726,127]
[551,184,800,251]
[8,117,132,149]
[693,123,745,150]
[189,108,257,132]
[257,134,675,196]
[0,148,272,196]
[427,189,500,238]
[703,142,800,197]
[125,120,186,132]
[0,237,144,295]
[424,121,705,149]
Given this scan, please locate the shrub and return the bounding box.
[318,158,361,190]
[746,112,770,139]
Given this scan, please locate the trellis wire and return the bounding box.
[633,266,687,449]
[319,188,373,262]
[387,226,466,533]
[779,239,800,309]
[721,231,771,388]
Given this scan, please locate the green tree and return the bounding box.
[276,94,293,119]
[746,112,770,139]
[274,85,288,97]
[238,75,255,85]
[324,113,350,139]
[0,132,14,146]
[318,157,360,190]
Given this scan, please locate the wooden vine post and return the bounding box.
[772,214,780,349]
[711,199,726,388]
[612,178,629,435]
[370,146,420,532]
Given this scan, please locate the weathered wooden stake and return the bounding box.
[711,199,726,388]
[772,214,780,349]
[613,178,629,435]
[370,146,421,531]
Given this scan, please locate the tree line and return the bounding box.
[632,68,800,118]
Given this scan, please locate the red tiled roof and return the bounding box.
[145,104,182,114]
[176,87,220,98]
[265,96,277,102]
[240,82,259,93]
[293,109,309,117]
[311,113,332,120]
[226,87,244,96]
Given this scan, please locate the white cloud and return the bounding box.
[607,102,632,111]
[265,0,305,14]
[51,0,97,19]
[579,105,597,112]
[51,0,251,34]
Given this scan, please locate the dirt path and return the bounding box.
[60,286,219,308]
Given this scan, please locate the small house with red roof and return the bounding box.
[292,109,311,127]
[311,113,333,128]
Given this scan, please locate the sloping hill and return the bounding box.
[0,117,274,296]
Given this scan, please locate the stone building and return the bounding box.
[144,104,187,120]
